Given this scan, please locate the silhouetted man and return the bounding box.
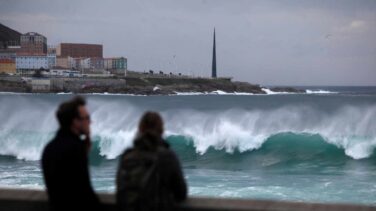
[42,96,101,211]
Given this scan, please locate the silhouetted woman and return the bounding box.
[116,111,187,211]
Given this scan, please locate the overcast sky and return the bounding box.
[1,0,375,86]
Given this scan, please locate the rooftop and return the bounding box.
[22,32,46,38]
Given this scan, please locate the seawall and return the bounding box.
[0,189,375,211]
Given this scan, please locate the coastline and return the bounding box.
[0,75,305,96]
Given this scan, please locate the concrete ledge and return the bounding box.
[0,188,375,211]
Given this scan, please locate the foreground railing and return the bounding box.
[0,188,375,211]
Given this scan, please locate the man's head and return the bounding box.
[56,96,91,136]
[138,111,164,137]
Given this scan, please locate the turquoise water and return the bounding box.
[0,88,376,204]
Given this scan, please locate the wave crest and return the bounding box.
[0,97,375,161]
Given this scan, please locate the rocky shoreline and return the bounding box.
[0,76,305,95]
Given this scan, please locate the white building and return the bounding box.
[47,55,56,69]
[49,69,82,77]
[16,56,48,71]
[104,58,113,69]
[79,58,91,69]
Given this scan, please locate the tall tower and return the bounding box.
[211,28,217,78]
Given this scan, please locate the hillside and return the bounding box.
[0,23,21,48]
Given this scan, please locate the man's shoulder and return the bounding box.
[41,139,59,164]
[43,135,82,158]
[42,138,58,154]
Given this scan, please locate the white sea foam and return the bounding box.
[174,92,205,96]
[0,92,32,95]
[56,92,73,95]
[87,93,145,96]
[177,89,294,95]
[175,90,254,96]
[261,88,289,95]
[234,92,254,95]
[305,89,337,94]
[262,88,336,95]
[210,90,228,95]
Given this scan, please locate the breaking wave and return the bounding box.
[0,96,375,163]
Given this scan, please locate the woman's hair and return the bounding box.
[138,111,164,136]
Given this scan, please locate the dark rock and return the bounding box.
[269,87,305,93]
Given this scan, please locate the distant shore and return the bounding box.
[0,75,305,95]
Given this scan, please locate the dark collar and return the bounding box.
[56,128,81,142]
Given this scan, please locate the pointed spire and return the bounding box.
[212,28,217,78]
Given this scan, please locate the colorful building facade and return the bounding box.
[57,43,103,58]
[0,58,16,74]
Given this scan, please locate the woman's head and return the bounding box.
[138,111,164,137]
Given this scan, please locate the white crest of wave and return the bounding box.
[0,96,57,160]
[163,106,376,159]
[165,110,268,154]
[0,96,376,161]
[89,100,140,159]
[0,133,50,161]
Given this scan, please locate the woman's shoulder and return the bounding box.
[157,144,179,161]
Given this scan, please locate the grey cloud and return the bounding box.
[0,0,375,85]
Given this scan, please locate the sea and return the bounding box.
[0,86,376,205]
